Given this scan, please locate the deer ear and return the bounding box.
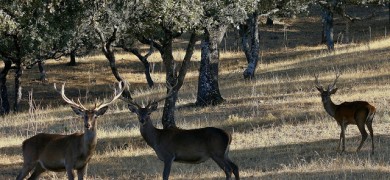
[96,106,109,116]
[149,102,158,112]
[330,88,338,94]
[71,106,84,116]
[128,104,139,114]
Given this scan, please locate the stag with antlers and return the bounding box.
[314,73,376,154]
[123,86,239,180]
[16,82,124,180]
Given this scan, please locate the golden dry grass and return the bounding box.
[1,7,390,180]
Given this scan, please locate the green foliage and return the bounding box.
[0,0,95,65]
[201,0,252,28]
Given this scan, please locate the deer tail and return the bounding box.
[366,106,376,123]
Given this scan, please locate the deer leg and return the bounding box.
[211,156,232,180]
[341,122,348,152]
[366,121,374,154]
[356,123,368,152]
[338,130,342,152]
[226,158,239,180]
[338,122,346,152]
[27,164,46,180]
[65,164,75,180]
[77,164,88,180]
[162,157,174,180]
[16,162,35,180]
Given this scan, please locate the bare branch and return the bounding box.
[175,31,197,91]
[138,36,162,52]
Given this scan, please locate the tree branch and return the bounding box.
[106,26,118,54]
[92,21,107,54]
[175,31,197,91]
[138,36,162,52]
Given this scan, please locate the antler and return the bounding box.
[120,83,142,108]
[151,81,177,105]
[122,81,177,108]
[95,81,126,110]
[328,71,341,91]
[314,73,323,89]
[54,83,87,111]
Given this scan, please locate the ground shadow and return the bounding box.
[3,134,388,179]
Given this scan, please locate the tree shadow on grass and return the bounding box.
[0,163,20,179]
[93,134,390,179]
[2,134,389,179]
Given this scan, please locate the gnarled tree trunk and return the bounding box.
[94,25,132,99]
[322,7,334,51]
[195,26,226,106]
[240,12,260,79]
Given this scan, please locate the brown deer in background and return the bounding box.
[314,73,376,154]
[16,82,124,180]
[123,88,239,180]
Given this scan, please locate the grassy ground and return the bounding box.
[1,5,390,180]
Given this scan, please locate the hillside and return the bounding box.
[1,6,390,180]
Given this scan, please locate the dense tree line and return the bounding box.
[0,0,387,127]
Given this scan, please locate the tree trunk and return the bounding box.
[13,61,23,112]
[158,32,197,128]
[104,50,132,99]
[0,61,12,115]
[321,17,327,44]
[322,7,334,51]
[196,38,214,106]
[127,47,155,87]
[143,60,154,87]
[67,50,77,66]
[241,12,260,79]
[344,20,350,43]
[96,26,132,100]
[195,26,226,106]
[160,34,177,128]
[38,61,48,82]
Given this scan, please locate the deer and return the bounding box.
[16,81,124,180]
[123,87,239,180]
[314,72,376,154]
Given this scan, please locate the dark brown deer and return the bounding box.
[123,89,239,180]
[314,73,376,154]
[16,82,124,180]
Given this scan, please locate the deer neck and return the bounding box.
[322,96,337,117]
[82,126,97,156]
[140,119,159,148]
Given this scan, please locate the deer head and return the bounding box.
[314,72,340,103]
[123,82,176,125]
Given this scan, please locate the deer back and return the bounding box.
[334,101,376,125]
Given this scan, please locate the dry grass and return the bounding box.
[1,6,390,180]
